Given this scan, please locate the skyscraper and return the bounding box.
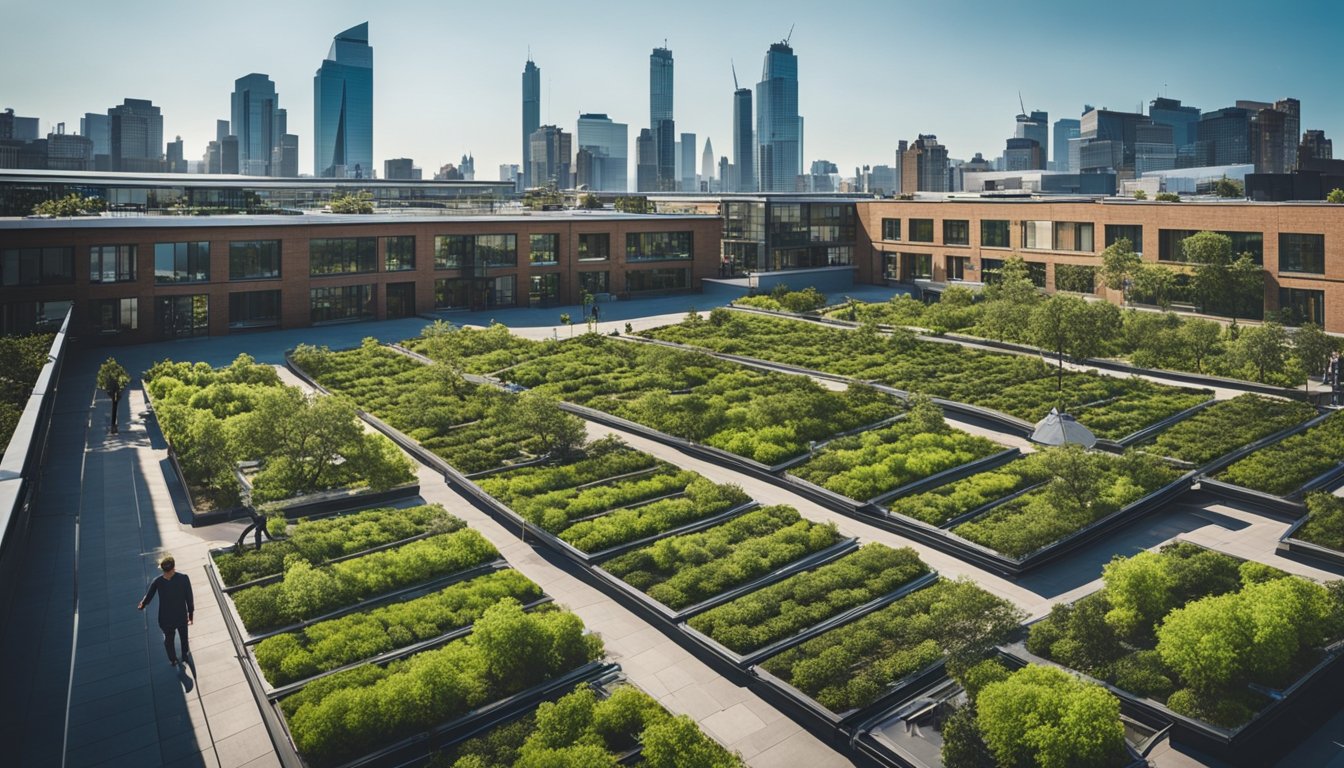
[81,112,111,170]
[700,138,714,190]
[1014,110,1048,170]
[528,125,571,189]
[732,86,753,191]
[1251,98,1300,174]
[650,47,675,191]
[756,40,800,193]
[108,98,164,172]
[313,22,373,178]
[1300,130,1333,163]
[522,58,540,188]
[576,113,628,192]
[1148,97,1200,166]
[1197,106,1254,166]
[902,135,948,192]
[636,128,657,192]
[167,136,186,173]
[1052,118,1080,172]
[232,73,286,175]
[680,132,696,191]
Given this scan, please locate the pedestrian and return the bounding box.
[1330,351,1342,406]
[591,303,599,322]
[138,555,194,666]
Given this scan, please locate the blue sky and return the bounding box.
[4,0,1341,178]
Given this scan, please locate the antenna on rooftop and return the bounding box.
[784,24,794,45]
[1018,91,1026,116]
[732,60,739,90]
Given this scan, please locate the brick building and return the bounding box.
[0,212,721,342]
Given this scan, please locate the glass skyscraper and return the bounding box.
[1052,118,1080,172]
[232,73,286,176]
[733,87,753,191]
[313,22,373,178]
[522,59,540,188]
[755,41,800,193]
[576,113,628,192]
[649,47,675,190]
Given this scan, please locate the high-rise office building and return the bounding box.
[700,138,714,190]
[522,58,540,188]
[232,73,286,176]
[384,158,416,180]
[1014,110,1048,170]
[80,112,111,170]
[220,135,240,174]
[650,47,675,190]
[732,86,754,192]
[756,40,801,193]
[1052,118,1080,172]
[0,110,39,141]
[575,113,628,192]
[1078,107,1154,179]
[1197,106,1255,166]
[313,22,373,178]
[718,156,730,191]
[528,125,571,189]
[1134,122,1176,175]
[167,136,186,173]
[1251,98,1300,174]
[1300,130,1333,163]
[273,134,299,177]
[460,154,475,180]
[902,135,948,192]
[1148,97,1200,166]
[1004,137,1043,172]
[108,98,165,172]
[636,128,657,192]
[680,132,696,191]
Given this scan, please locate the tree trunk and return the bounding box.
[109,392,121,434]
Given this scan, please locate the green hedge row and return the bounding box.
[1219,412,1344,496]
[559,478,750,554]
[1145,394,1315,466]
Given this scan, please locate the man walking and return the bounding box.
[138,555,194,666]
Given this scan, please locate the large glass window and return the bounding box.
[156,295,208,338]
[435,278,471,309]
[1158,230,1264,264]
[768,204,807,247]
[579,271,609,295]
[90,298,138,333]
[310,237,377,276]
[1,246,74,286]
[529,233,560,265]
[310,284,375,324]
[384,236,415,271]
[229,240,281,280]
[228,290,281,330]
[487,275,516,306]
[981,220,1010,248]
[1279,233,1325,274]
[435,235,472,269]
[909,219,934,243]
[981,258,1005,284]
[154,242,209,284]
[883,253,900,281]
[1104,224,1143,253]
[626,268,689,292]
[478,234,517,267]
[905,253,933,279]
[1021,221,1053,250]
[529,274,560,306]
[386,282,416,318]
[946,255,970,281]
[943,220,970,246]
[627,232,693,261]
[881,218,901,241]
[1,300,71,334]
[89,244,136,283]
[807,204,854,242]
[1279,287,1325,327]
[578,233,610,261]
[1053,222,1095,252]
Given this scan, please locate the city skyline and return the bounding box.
[4,0,1343,179]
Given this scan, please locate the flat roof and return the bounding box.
[0,210,719,230]
[0,169,512,189]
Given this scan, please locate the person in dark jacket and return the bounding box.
[138,555,194,666]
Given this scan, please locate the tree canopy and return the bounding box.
[976,665,1125,768]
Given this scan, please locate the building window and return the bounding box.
[310,237,377,276]
[229,290,281,330]
[154,242,210,284]
[807,204,854,243]
[883,253,900,281]
[981,220,1010,248]
[479,234,517,268]
[387,282,416,318]
[1,300,71,334]
[1104,224,1143,254]
[1026,261,1047,287]
[89,244,136,283]
[1021,221,1053,250]
[909,219,934,243]
[943,220,970,246]
[90,298,138,333]
[384,236,415,271]
[435,278,471,309]
[1055,264,1097,293]
[1052,222,1094,252]
[1279,233,1324,274]
[579,270,609,295]
[310,284,375,324]
[156,295,208,338]
[435,235,471,270]
[529,274,560,306]
[981,258,1005,284]
[529,233,560,265]
[947,255,970,281]
[1158,230,1263,264]
[881,218,901,241]
[1,246,74,286]
[905,253,933,279]
[1279,287,1325,327]
[626,268,689,292]
[627,232,693,261]
[578,233,610,261]
[229,240,281,280]
[488,275,516,307]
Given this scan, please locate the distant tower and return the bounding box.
[1014,106,1049,170]
[650,46,675,190]
[701,138,714,189]
[314,22,373,178]
[756,36,800,192]
[732,81,754,191]
[232,73,285,175]
[522,57,540,187]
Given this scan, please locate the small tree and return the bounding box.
[1292,323,1335,388]
[1327,188,1344,204]
[1132,189,1148,200]
[1028,295,1088,394]
[1179,318,1223,373]
[559,312,573,337]
[1213,176,1245,198]
[1232,322,1289,382]
[976,665,1125,768]
[328,191,374,213]
[1098,237,1142,294]
[97,358,130,434]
